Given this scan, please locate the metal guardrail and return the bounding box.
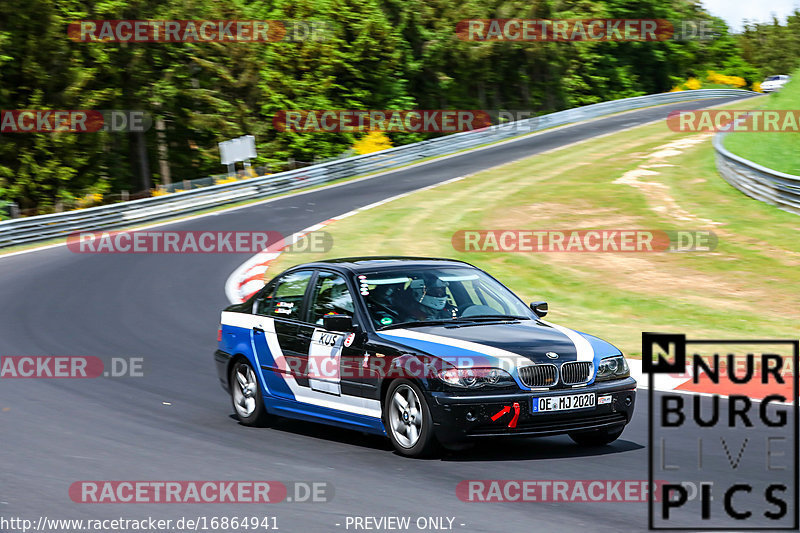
[0,89,756,248]
[714,132,800,216]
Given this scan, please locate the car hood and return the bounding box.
[376,319,621,367]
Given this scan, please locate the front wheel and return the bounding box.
[230,358,270,426]
[569,425,625,446]
[383,380,439,457]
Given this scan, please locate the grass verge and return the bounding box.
[724,69,800,174]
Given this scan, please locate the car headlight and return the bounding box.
[437,367,515,388]
[595,355,629,381]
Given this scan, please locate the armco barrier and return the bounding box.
[0,89,757,248]
[714,132,800,216]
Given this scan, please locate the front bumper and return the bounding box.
[427,377,636,443]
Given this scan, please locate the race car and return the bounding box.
[214,257,636,457]
[761,75,791,93]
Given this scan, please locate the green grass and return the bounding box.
[268,100,800,358]
[725,69,800,175]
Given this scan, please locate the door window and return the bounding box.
[310,271,355,325]
[261,270,313,320]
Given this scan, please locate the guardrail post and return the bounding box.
[9,202,20,219]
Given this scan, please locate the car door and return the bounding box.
[251,269,315,396]
[306,270,361,397]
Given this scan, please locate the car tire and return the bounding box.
[569,425,625,446]
[383,380,439,458]
[230,358,271,427]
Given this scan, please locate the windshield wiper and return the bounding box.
[379,315,530,330]
[380,320,456,330]
[457,315,530,320]
[444,316,527,328]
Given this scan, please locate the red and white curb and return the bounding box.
[224,176,466,305]
[629,359,685,393]
[629,359,793,402]
[223,221,330,304]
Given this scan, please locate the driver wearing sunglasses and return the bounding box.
[400,275,458,321]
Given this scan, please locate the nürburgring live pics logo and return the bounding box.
[645,332,798,530]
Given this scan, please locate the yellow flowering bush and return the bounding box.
[672,71,748,92]
[76,192,103,208]
[707,71,746,88]
[685,78,702,90]
[352,131,393,155]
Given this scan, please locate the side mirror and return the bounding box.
[323,314,356,332]
[530,301,548,318]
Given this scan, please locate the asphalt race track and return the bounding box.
[2,94,790,533]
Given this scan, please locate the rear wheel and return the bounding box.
[569,426,625,446]
[383,380,438,457]
[230,358,270,426]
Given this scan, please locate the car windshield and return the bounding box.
[356,266,533,329]
[765,76,782,81]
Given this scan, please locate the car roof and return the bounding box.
[297,256,474,274]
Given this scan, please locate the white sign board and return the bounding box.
[219,135,257,165]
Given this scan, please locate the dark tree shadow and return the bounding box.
[229,413,643,460]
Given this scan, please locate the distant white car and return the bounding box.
[761,75,791,93]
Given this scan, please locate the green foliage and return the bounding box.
[0,0,795,212]
[739,11,800,77]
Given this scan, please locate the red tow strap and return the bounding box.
[491,403,521,428]
[508,402,520,428]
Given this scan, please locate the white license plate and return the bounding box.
[531,392,595,413]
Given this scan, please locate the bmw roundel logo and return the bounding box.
[545,352,559,359]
